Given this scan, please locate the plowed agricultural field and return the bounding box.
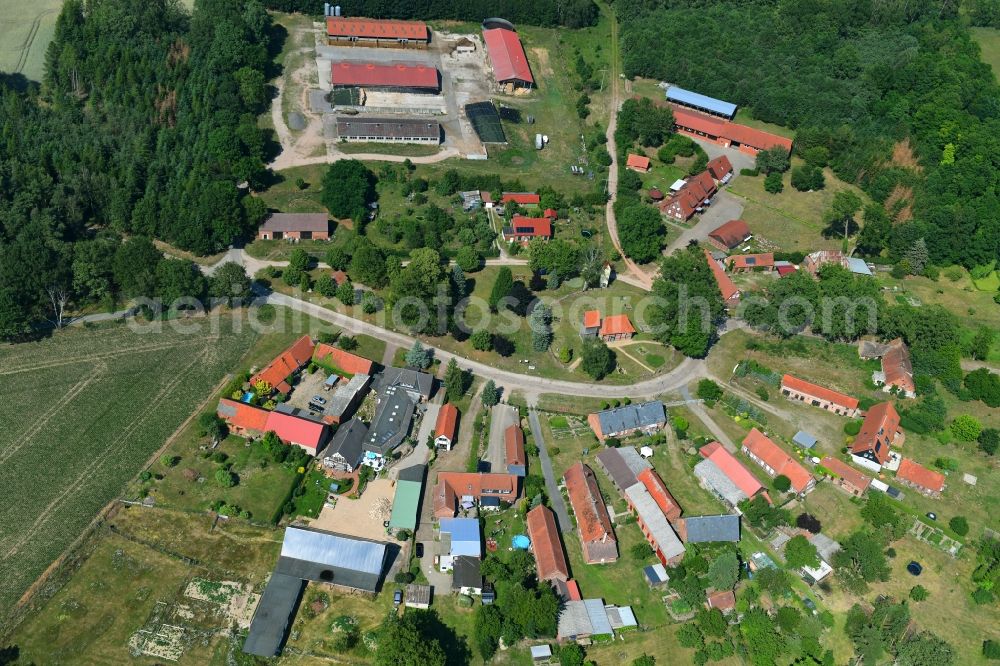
[0,318,258,615]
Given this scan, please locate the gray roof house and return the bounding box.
[321,418,368,472]
[378,367,434,402]
[595,447,651,494]
[681,515,741,543]
[589,401,666,440]
[243,527,389,657]
[452,555,483,594]
[364,385,415,456]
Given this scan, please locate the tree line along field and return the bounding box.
[0,318,259,618]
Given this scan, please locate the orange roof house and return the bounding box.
[626,153,651,172]
[741,428,815,494]
[500,192,540,205]
[659,169,719,221]
[896,458,945,496]
[433,472,519,518]
[502,215,552,244]
[820,456,871,497]
[707,219,751,250]
[705,250,740,306]
[706,154,733,181]
[725,253,774,273]
[563,462,618,564]
[780,374,860,417]
[434,403,459,450]
[250,335,314,394]
[217,398,270,436]
[263,410,328,455]
[851,402,902,466]
[636,468,682,522]
[706,589,736,613]
[526,505,570,583]
[599,314,636,342]
[505,424,527,476]
[313,343,374,377]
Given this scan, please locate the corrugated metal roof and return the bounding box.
[243,572,305,656]
[280,527,386,575]
[846,257,873,275]
[666,86,737,117]
[584,598,614,636]
[440,518,481,557]
[793,431,818,448]
[694,459,748,507]
[605,604,637,629]
[388,479,422,530]
[625,483,685,561]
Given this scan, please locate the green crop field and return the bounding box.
[0,0,62,81]
[0,317,260,617]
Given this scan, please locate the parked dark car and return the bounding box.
[415,542,424,558]
[393,589,403,606]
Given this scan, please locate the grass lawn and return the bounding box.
[337,142,443,157]
[10,506,282,665]
[972,270,1000,291]
[727,160,870,253]
[0,315,261,616]
[972,26,1000,81]
[733,109,796,139]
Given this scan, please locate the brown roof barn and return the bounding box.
[258,213,330,241]
[707,219,751,250]
[563,462,618,564]
[526,505,570,583]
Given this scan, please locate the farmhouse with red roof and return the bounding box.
[313,343,374,377]
[741,428,815,495]
[434,403,459,450]
[820,456,871,497]
[851,402,903,468]
[706,155,733,182]
[563,462,618,564]
[726,253,774,273]
[501,215,552,244]
[217,398,270,436]
[599,314,636,342]
[780,374,860,417]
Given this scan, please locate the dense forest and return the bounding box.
[261,0,599,28]
[0,0,272,337]
[618,0,1000,269]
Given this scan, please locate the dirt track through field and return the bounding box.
[0,347,211,559]
[0,362,107,467]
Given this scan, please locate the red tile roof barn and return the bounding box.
[670,105,793,153]
[483,27,534,85]
[688,170,717,196]
[626,154,651,171]
[505,424,527,467]
[698,441,766,499]
[436,403,459,442]
[776,264,797,276]
[501,192,540,205]
[563,462,618,563]
[264,411,327,454]
[708,219,751,249]
[851,402,900,465]
[526,505,570,582]
[637,468,683,522]
[781,374,859,411]
[706,155,733,180]
[313,343,374,376]
[741,428,814,494]
[330,62,439,90]
[820,456,872,493]
[326,17,428,41]
[251,335,314,394]
[896,458,945,494]
[599,314,636,338]
[217,398,270,433]
[704,250,740,304]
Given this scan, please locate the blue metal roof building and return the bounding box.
[440,517,482,557]
[666,86,737,119]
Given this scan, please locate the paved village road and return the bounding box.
[264,289,709,399]
[527,409,572,533]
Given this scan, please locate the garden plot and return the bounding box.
[183,578,259,629]
[548,414,593,439]
[909,519,963,556]
[128,602,189,661]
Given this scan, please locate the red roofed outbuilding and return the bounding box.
[483,27,534,88]
[820,456,871,497]
[896,458,945,497]
[670,104,793,156]
[636,468,682,522]
[217,398,270,436]
[705,250,740,307]
[313,343,374,377]
[264,411,328,456]
[741,428,815,494]
[326,17,429,48]
[626,153,651,172]
[501,192,540,205]
[330,62,439,92]
[780,374,860,417]
[505,424,527,476]
[725,253,774,273]
[707,219,751,250]
[707,155,733,181]
[526,505,570,583]
[250,335,314,394]
[599,314,636,342]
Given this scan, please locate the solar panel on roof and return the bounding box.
[746,257,756,265]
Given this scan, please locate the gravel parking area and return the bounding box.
[309,478,396,541]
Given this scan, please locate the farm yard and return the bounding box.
[0,318,260,618]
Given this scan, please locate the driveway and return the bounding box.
[527,409,572,533]
[664,190,745,255]
[680,385,736,452]
[486,404,519,473]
